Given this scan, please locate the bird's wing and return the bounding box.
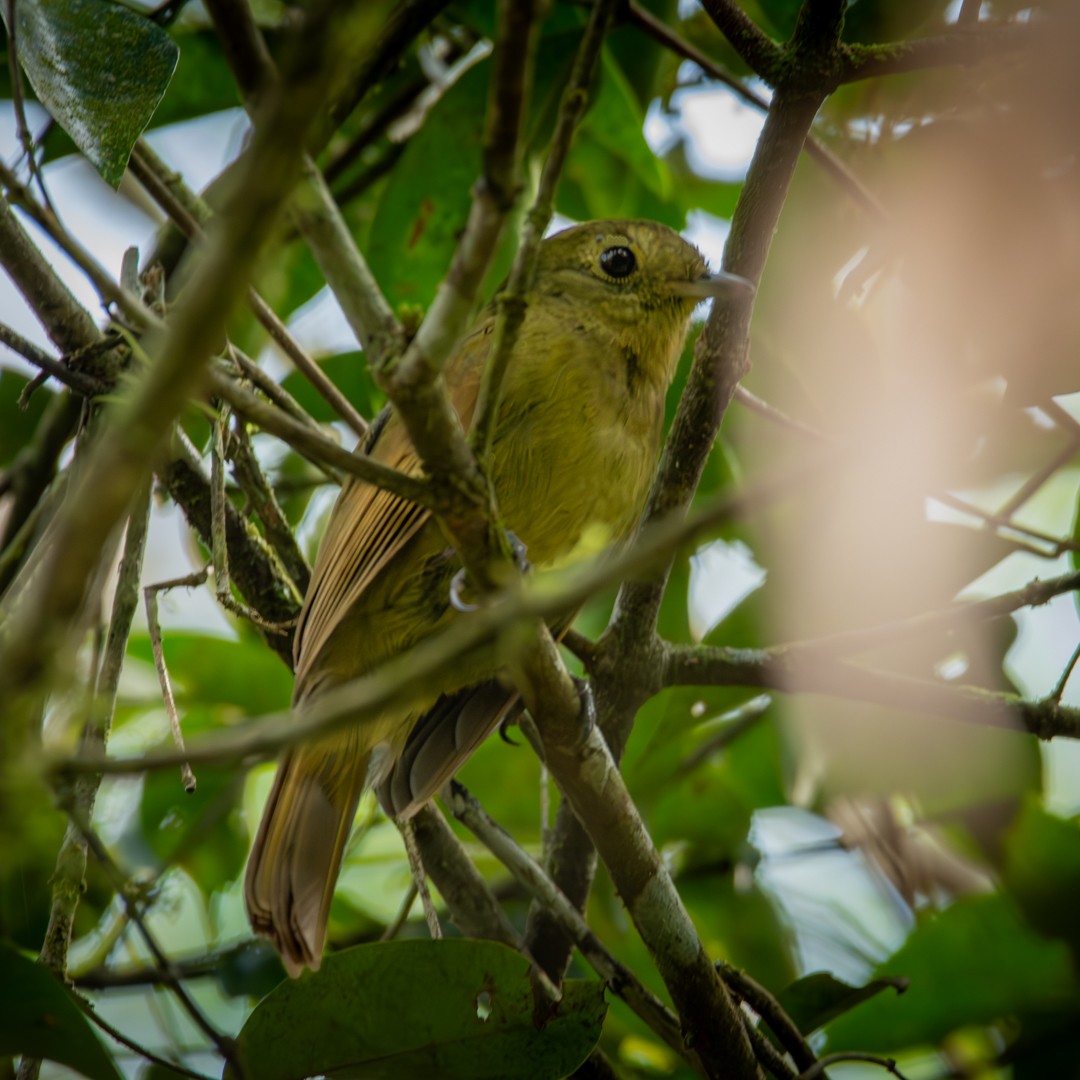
[375,681,522,819]
[293,317,493,699]
[376,615,577,819]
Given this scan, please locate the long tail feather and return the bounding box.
[244,729,370,976]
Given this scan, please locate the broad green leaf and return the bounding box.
[366,59,493,312]
[579,51,669,202]
[2,0,178,187]
[231,939,606,1079]
[559,49,683,228]
[0,941,122,1080]
[777,972,908,1035]
[1003,800,1080,960]
[824,893,1080,1051]
[146,30,241,131]
[0,371,53,466]
[136,709,247,892]
[126,632,293,716]
[215,940,287,1000]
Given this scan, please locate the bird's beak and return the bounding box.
[669,270,755,299]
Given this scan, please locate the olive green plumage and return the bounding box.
[245,219,742,975]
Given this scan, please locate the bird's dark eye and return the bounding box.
[599,246,637,279]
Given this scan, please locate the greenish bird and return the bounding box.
[245,219,748,974]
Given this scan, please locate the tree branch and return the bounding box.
[157,433,300,666]
[663,644,1080,741]
[840,23,1033,83]
[449,782,706,1075]
[128,140,371,439]
[206,367,433,508]
[471,0,601,458]
[0,0,379,708]
[697,0,783,81]
[15,482,151,1080]
[626,2,889,225]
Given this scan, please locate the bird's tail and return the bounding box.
[244,727,373,977]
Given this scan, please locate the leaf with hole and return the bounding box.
[230,938,606,1079]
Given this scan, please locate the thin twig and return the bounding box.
[0,323,103,398]
[1047,639,1080,705]
[209,411,292,633]
[63,808,239,1072]
[158,433,300,667]
[228,345,327,435]
[409,803,524,948]
[678,694,773,776]
[935,491,1080,559]
[734,386,833,443]
[471,0,610,458]
[4,0,56,215]
[799,1052,909,1080]
[75,993,215,1080]
[449,782,703,1074]
[379,882,419,942]
[717,961,817,1072]
[128,141,371,440]
[994,428,1080,521]
[207,366,432,507]
[144,571,204,793]
[399,818,442,939]
[227,414,311,596]
[626,2,889,224]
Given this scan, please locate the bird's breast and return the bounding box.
[489,326,670,567]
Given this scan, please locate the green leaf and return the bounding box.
[0,941,122,1080]
[136,710,247,892]
[366,60,492,312]
[0,371,53,467]
[126,632,293,716]
[2,0,178,187]
[144,30,241,132]
[824,893,1080,1052]
[777,972,908,1035]
[1003,800,1080,960]
[231,939,606,1079]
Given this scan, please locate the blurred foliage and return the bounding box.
[1,0,1080,1078]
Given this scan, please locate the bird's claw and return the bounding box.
[449,531,530,613]
[449,568,479,612]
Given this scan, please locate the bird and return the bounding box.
[244,218,749,975]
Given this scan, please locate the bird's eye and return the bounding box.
[599,246,637,279]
